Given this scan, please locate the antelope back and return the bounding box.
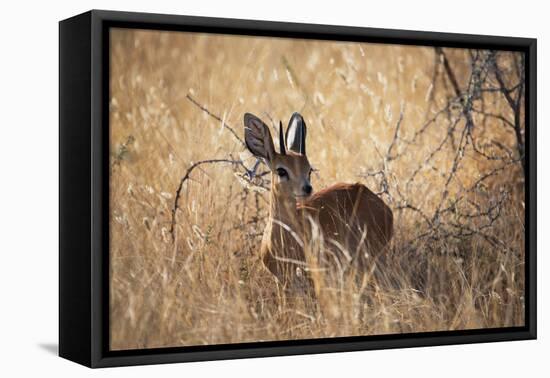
[301,183,394,259]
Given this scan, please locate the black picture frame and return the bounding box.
[59,9,537,368]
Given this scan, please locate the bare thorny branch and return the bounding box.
[170,95,271,242]
[361,48,525,251]
[170,158,242,241]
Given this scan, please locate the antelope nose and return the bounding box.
[303,184,313,195]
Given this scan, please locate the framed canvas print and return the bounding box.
[59,10,537,368]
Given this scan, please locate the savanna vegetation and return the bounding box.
[109,29,525,350]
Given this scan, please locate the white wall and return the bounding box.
[0,0,546,376]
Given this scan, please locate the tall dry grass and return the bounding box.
[109,28,525,350]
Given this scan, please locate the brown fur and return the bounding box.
[262,182,393,287]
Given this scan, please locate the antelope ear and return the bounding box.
[286,112,307,155]
[244,113,276,164]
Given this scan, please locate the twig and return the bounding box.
[386,109,404,161]
[435,47,461,97]
[491,54,525,176]
[170,159,242,241]
[185,94,246,147]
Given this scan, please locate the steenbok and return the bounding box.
[244,112,393,290]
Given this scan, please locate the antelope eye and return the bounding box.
[276,168,288,178]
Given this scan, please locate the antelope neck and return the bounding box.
[270,189,298,226]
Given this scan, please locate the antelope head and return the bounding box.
[244,113,313,207]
